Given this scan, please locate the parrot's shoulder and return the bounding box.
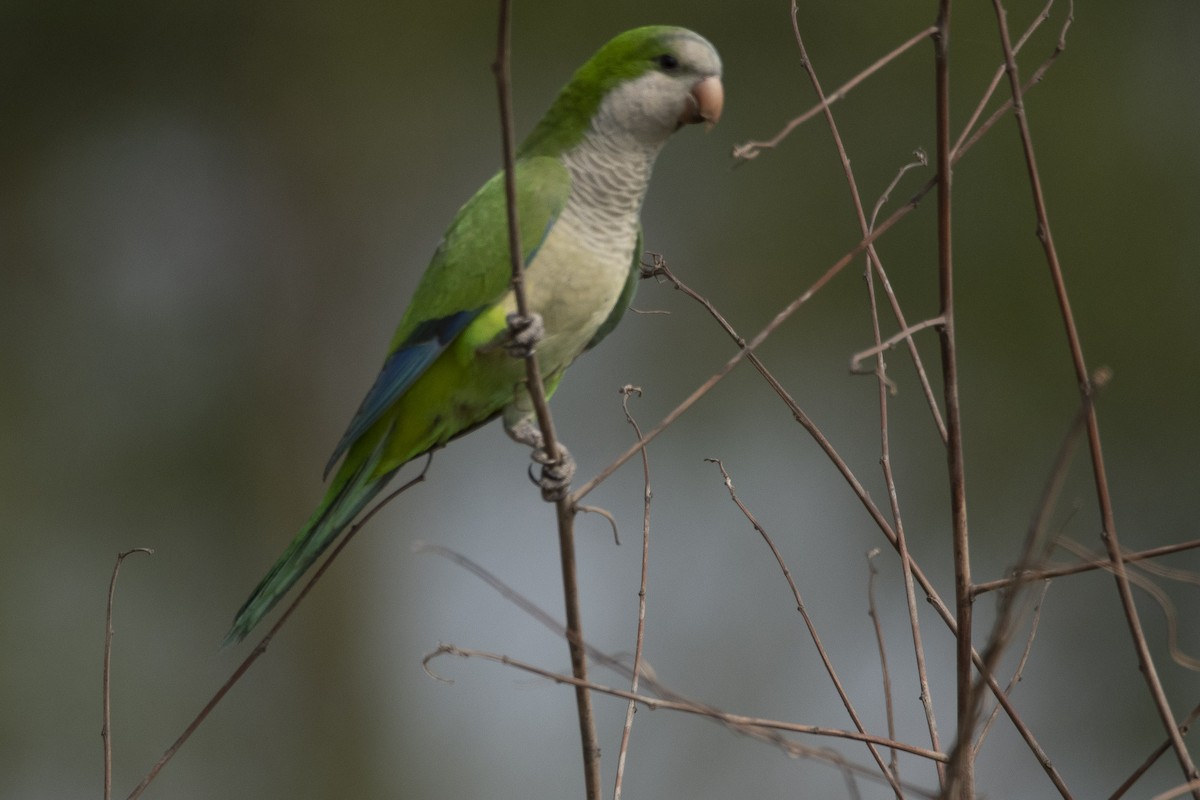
[388,156,572,352]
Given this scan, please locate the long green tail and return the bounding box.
[224,435,398,645]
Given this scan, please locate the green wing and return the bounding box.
[324,156,572,475]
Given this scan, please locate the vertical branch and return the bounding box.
[866,155,944,789]
[490,5,600,798]
[613,387,652,800]
[987,0,1199,793]
[102,548,153,800]
[931,1,977,797]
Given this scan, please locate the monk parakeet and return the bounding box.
[226,26,723,644]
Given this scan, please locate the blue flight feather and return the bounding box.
[323,308,480,478]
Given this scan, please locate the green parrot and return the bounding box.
[225,26,723,644]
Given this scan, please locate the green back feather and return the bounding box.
[387,156,570,353]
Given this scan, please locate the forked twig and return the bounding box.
[863,155,944,782]
[643,254,1071,796]
[973,581,1051,754]
[418,543,936,794]
[1055,538,1200,672]
[989,0,1198,790]
[426,644,950,766]
[1110,703,1200,800]
[973,539,1200,595]
[707,458,903,796]
[733,25,937,162]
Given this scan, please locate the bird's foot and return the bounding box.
[530,442,575,502]
[504,311,545,359]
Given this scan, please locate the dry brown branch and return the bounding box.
[613,386,652,800]
[988,0,1198,791]
[1151,781,1200,800]
[1055,538,1200,672]
[733,25,937,162]
[928,2,980,797]
[973,539,1200,596]
[863,154,944,782]
[102,548,153,800]
[425,644,950,767]
[126,465,428,799]
[642,254,1070,796]
[1111,703,1200,800]
[707,458,902,796]
[973,581,1050,755]
[865,549,900,778]
[491,5,599,795]
[417,543,935,794]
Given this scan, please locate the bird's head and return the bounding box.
[519,26,723,158]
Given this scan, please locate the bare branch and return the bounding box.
[126,465,428,799]
[425,644,950,766]
[707,457,902,795]
[988,0,1198,789]
[613,386,652,800]
[103,548,153,800]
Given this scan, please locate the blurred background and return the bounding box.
[3,1,1199,797]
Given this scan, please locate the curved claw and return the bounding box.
[504,312,545,359]
[530,442,575,501]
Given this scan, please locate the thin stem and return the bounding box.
[427,645,950,765]
[974,539,1200,596]
[491,6,599,796]
[989,0,1198,791]
[102,548,153,800]
[613,387,652,800]
[708,458,903,796]
[126,468,427,799]
[929,2,979,797]
[865,157,944,784]
[643,257,1075,800]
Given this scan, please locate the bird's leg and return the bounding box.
[505,412,576,501]
[503,311,545,359]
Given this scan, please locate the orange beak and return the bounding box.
[679,75,724,129]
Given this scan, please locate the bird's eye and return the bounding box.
[653,53,680,72]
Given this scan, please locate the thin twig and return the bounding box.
[989,0,1199,791]
[102,548,153,800]
[952,0,1061,159]
[426,645,950,765]
[974,581,1050,753]
[1054,539,1200,672]
[928,2,980,797]
[573,29,1067,506]
[962,364,1102,766]
[613,386,652,800]
[850,316,945,374]
[126,466,428,799]
[733,25,937,162]
[417,544,939,796]
[644,255,1071,797]
[1150,781,1200,800]
[707,458,903,796]
[1110,703,1200,800]
[865,549,899,777]
[864,155,944,784]
[973,539,1200,595]
[491,6,599,796]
